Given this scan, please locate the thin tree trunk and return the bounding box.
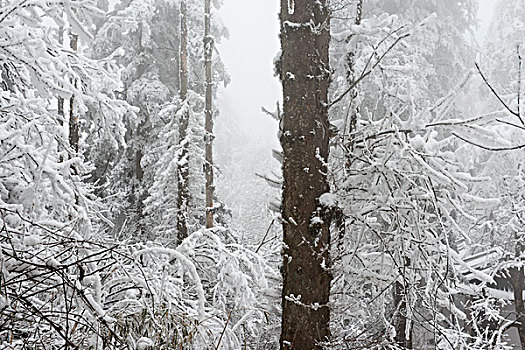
[58,26,64,124]
[69,33,79,153]
[394,279,413,349]
[343,0,362,172]
[177,0,190,242]
[279,0,332,349]
[135,148,143,181]
[511,235,525,350]
[204,0,214,228]
[68,32,79,211]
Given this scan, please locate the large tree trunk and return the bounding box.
[204,0,214,228]
[177,0,189,242]
[279,0,332,349]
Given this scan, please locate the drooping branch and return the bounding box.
[452,132,525,151]
[475,62,524,125]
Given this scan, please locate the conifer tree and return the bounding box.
[177,0,190,241]
[204,0,215,228]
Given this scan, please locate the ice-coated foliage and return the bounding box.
[87,0,178,239]
[89,0,230,240]
[0,0,132,237]
[482,0,525,91]
[0,0,276,348]
[110,227,277,350]
[362,0,477,99]
[1,211,276,349]
[326,1,517,348]
[5,0,525,348]
[451,2,525,346]
[144,92,206,238]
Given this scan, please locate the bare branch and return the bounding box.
[329,32,410,109]
[261,103,281,121]
[475,62,523,124]
[496,118,525,131]
[452,132,525,151]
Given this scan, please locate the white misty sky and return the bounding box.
[218,0,497,143]
[217,0,281,145]
[478,0,498,43]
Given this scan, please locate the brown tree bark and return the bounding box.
[279,0,332,349]
[343,0,362,172]
[393,279,413,349]
[177,0,190,242]
[58,26,64,124]
[204,0,214,228]
[511,235,525,350]
[135,148,143,181]
[69,33,79,153]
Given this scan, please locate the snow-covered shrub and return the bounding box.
[1,217,276,349]
[326,1,517,348]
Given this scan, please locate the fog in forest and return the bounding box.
[3,0,525,349]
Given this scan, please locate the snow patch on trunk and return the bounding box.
[287,0,295,15]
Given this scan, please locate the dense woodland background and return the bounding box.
[2,0,525,349]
